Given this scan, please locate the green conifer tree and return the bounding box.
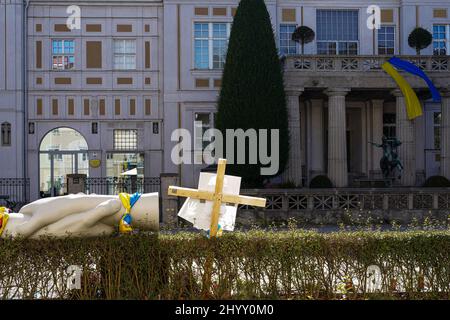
[215,0,289,187]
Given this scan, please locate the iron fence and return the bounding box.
[85,177,160,195]
[0,178,30,210]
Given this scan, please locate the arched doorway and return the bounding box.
[39,127,89,197]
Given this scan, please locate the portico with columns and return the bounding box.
[283,55,450,188]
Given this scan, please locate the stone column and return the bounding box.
[371,99,384,178]
[441,89,450,179]
[284,88,303,187]
[310,99,325,177]
[326,88,350,187]
[392,89,416,186]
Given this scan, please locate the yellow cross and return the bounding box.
[168,158,267,237]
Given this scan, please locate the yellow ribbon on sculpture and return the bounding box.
[0,207,10,237]
[382,62,423,120]
[118,192,141,234]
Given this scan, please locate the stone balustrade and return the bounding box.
[237,188,450,226]
[239,188,450,211]
[283,55,450,90]
[285,55,450,73]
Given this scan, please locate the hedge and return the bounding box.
[0,230,449,300]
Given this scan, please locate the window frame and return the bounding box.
[279,24,299,56]
[316,9,360,55]
[1,122,11,147]
[377,25,396,55]
[113,39,137,70]
[433,24,450,55]
[433,112,442,150]
[193,22,231,70]
[113,129,138,151]
[51,39,75,70]
[193,111,216,164]
[383,113,396,139]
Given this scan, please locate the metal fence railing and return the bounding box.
[0,178,30,210]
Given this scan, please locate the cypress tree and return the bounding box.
[215,0,289,187]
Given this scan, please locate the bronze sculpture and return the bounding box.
[369,136,404,180]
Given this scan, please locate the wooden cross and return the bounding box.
[168,158,266,237]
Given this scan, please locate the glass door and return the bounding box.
[40,151,89,197]
[52,153,75,196]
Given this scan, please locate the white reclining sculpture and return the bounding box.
[0,193,159,239]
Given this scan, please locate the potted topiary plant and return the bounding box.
[309,175,333,188]
[408,27,432,55]
[422,175,450,187]
[292,26,315,55]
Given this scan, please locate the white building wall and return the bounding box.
[0,0,25,179]
[26,0,164,200]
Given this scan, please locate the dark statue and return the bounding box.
[369,136,404,180]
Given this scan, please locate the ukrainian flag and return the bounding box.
[382,61,423,120]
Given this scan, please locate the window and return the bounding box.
[378,25,395,54]
[316,9,359,55]
[194,113,212,152]
[52,40,75,70]
[194,22,231,69]
[1,122,11,146]
[114,129,138,150]
[433,25,449,55]
[114,40,136,70]
[383,113,396,138]
[106,153,144,178]
[279,24,298,55]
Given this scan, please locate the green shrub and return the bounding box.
[0,231,448,300]
[423,175,450,187]
[309,175,333,188]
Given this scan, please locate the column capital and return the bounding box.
[325,88,351,97]
[370,99,384,108]
[391,89,403,97]
[285,87,304,96]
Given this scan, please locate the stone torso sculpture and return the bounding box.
[0,193,159,239]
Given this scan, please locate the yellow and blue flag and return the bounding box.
[388,57,441,102]
[382,61,423,120]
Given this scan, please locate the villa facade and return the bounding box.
[0,0,450,201]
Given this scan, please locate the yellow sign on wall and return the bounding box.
[89,159,101,168]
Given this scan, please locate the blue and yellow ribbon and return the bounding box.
[118,192,141,234]
[0,207,10,237]
[382,61,423,120]
[207,224,223,238]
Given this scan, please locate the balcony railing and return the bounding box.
[284,55,450,73]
